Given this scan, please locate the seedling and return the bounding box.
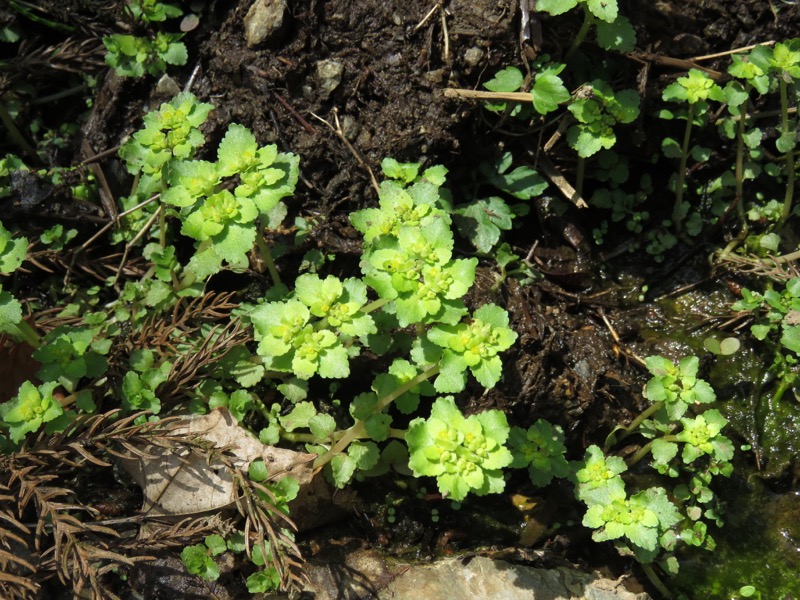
[661,69,724,231]
[103,0,187,78]
[406,397,513,501]
[536,0,636,58]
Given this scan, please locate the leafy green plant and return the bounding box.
[732,277,800,403]
[103,32,187,78]
[452,151,548,254]
[748,40,800,224]
[482,62,571,116]
[568,81,640,159]
[508,419,570,486]
[660,69,724,232]
[485,352,729,592]
[0,221,40,347]
[102,0,187,78]
[180,534,227,581]
[536,0,636,57]
[179,465,298,590]
[0,381,63,444]
[406,396,513,501]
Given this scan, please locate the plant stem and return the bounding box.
[313,363,440,469]
[575,156,586,199]
[672,104,696,233]
[565,8,594,63]
[779,78,796,224]
[771,373,795,405]
[255,219,281,287]
[361,297,391,314]
[640,563,673,598]
[733,88,750,228]
[627,440,655,466]
[9,319,41,349]
[613,401,664,447]
[0,101,40,164]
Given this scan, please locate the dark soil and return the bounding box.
[3,0,800,597]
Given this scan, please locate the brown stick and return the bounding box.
[442,88,533,103]
[536,155,588,209]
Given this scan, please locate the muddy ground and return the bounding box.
[3,0,800,597]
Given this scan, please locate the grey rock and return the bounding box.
[303,551,651,600]
[464,46,484,68]
[315,59,344,98]
[244,0,289,48]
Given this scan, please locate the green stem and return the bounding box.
[640,563,673,599]
[313,363,440,469]
[575,156,586,199]
[779,78,796,224]
[0,101,40,163]
[733,89,750,228]
[564,8,594,63]
[626,434,678,467]
[255,219,281,287]
[672,104,696,233]
[772,373,795,406]
[9,319,41,349]
[158,202,167,248]
[612,401,664,447]
[361,297,391,314]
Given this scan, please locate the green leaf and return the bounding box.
[180,545,219,580]
[454,197,514,253]
[381,157,421,184]
[536,0,578,16]
[348,440,380,470]
[586,0,618,22]
[0,287,23,326]
[205,534,227,556]
[329,453,357,488]
[596,15,636,52]
[651,438,679,468]
[246,569,281,593]
[0,223,27,274]
[484,66,523,93]
[217,123,258,176]
[309,413,336,440]
[781,325,800,353]
[532,65,570,115]
[249,458,270,482]
[279,401,316,431]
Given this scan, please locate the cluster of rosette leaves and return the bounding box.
[245,163,530,499]
[118,93,299,279]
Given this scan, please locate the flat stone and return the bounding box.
[302,551,651,600]
[382,556,651,600]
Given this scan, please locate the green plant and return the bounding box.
[103,32,187,78]
[102,0,187,78]
[748,40,800,224]
[661,69,724,232]
[508,419,570,486]
[568,81,640,159]
[536,0,636,58]
[732,277,800,403]
[179,463,298,590]
[0,221,39,347]
[452,151,548,254]
[0,381,63,444]
[406,396,513,501]
[482,61,571,117]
